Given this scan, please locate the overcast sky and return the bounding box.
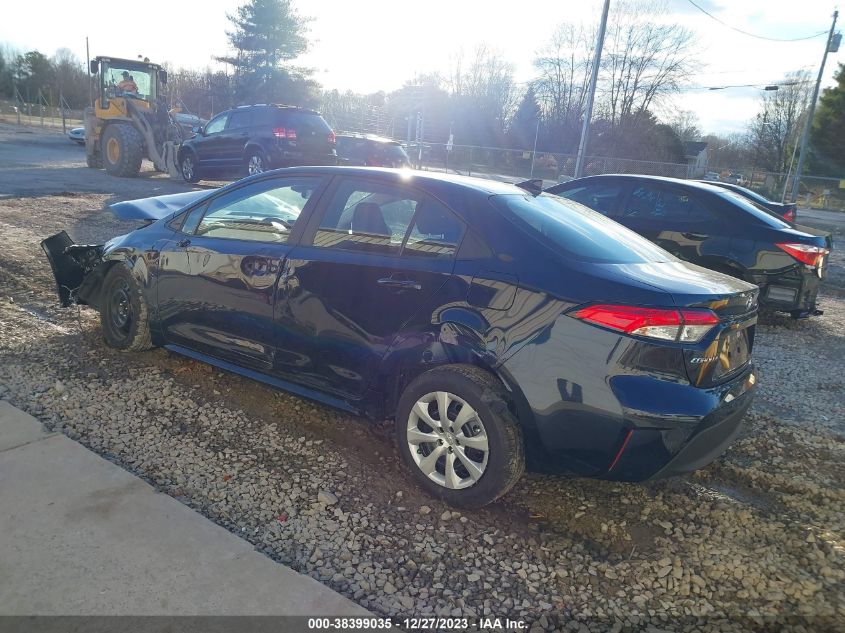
[1,0,841,136]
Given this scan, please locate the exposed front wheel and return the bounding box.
[395,365,524,508]
[86,149,103,168]
[100,265,153,351]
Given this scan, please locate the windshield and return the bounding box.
[717,191,791,229]
[491,193,677,264]
[102,62,156,101]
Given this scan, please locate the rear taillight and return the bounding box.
[327,130,336,145]
[775,242,829,267]
[783,207,795,222]
[366,155,383,167]
[572,304,720,343]
[273,127,297,140]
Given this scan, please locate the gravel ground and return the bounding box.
[1,124,844,632]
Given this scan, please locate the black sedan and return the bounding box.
[547,175,831,318]
[697,180,798,222]
[43,168,758,508]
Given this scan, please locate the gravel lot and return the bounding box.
[1,123,844,632]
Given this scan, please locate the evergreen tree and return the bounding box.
[810,63,845,174]
[219,0,312,105]
[508,86,541,149]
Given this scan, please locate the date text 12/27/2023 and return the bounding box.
[307,617,528,630]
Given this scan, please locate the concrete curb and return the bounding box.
[0,401,370,616]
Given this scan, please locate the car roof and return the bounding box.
[244,166,523,195]
[230,104,321,115]
[336,133,401,144]
[555,173,729,194]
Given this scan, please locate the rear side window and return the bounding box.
[227,109,252,129]
[403,201,464,259]
[313,179,417,254]
[555,182,622,216]
[492,193,675,264]
[623,185,715,224]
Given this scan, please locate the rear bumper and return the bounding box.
[753,266,824,315]
[268,148,337,168]
[608,365,756,481]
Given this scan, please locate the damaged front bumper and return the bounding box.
[41,231,105,308]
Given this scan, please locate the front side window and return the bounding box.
[205,113,229,135]
[554,182,623,216]
[312,180,418,254]
[193,177,322,243]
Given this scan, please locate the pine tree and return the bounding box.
[218,0,312,105]
[810,63,845,174]
[508,87,541,150]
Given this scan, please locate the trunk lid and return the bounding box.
[605,260,759,387]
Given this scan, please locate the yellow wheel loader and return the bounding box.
[85,56,181,178]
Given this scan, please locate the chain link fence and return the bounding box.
[0,98,84,132]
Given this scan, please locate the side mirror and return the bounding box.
[89,60,99,74]
[191,125,202,136]
[159,70,168,85]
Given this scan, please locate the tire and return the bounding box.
[99,265,153,352]
[395,364,525,509]
[245,149,268,177]
[101,123,144,177]
[180,151,201,183]
[86,149,103,168]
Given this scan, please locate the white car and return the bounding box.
[68,127,85,145]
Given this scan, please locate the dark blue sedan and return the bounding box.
[43,168,759,508]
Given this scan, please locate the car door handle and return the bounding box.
[178,238,191,248]
[682,232,708,240]
[377,277,422,291]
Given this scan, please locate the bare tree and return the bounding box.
[532,23,596,151]
[747,71,812,175]
[668,109,701,142]
[601,0,696,124]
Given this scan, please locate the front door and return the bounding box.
[156,174,328,369]
[194,111,230,169]
[274,176,465,400]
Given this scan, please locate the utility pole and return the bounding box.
[530,118,540,178]
[790,10,838,202]
[574,0,611,179]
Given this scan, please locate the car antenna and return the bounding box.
[515,179,544,196]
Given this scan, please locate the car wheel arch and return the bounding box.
[377,331,535,439]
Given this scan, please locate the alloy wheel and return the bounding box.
[248,154,265,175]
[181,156,194,180]
[407,391,489,490]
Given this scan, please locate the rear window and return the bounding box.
[491,193,676,264]
[283,111,332,135]
[716,191,791,229]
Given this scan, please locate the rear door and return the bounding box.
[274,176,464,400]
[157,174,329,369]
[618,181,726,265]
[221,108,253,168]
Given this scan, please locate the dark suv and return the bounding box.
[335,133,412,168]
[178,104,337,183]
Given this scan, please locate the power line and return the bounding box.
[683,0,830,42]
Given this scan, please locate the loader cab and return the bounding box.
[89,57,167,116]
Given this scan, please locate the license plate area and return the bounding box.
[686,320,754,387]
